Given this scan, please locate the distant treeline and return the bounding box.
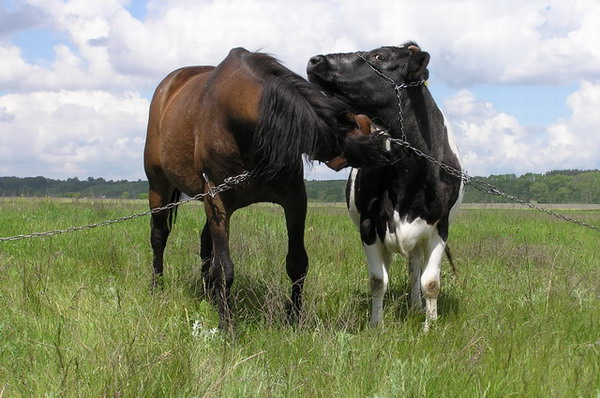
[463,170,600,204]
[1,169,600,203]
[305,169,600,204]
[0,176,148,199]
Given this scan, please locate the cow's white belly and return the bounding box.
[348,169,437,257]
[383,211,437,257]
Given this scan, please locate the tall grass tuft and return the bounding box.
[0,198,598,396]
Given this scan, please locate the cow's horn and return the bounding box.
[408,45,420,53]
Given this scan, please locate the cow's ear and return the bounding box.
[408,51,430,81]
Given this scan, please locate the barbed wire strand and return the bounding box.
[2,78,600,243]
[1,150,599,243]
[0,171,253,242]
[385,135,600,233]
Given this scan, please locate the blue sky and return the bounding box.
[1,0,599,181]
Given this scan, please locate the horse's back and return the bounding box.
[162,65,213,95]
[144,66,215,193]
[146,65,214,133]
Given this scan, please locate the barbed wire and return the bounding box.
[1,148,598,243]
[385,135,600,233]
[1,77,599,242]
[0,171,253,242]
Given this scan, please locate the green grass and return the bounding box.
[0,198,598,397]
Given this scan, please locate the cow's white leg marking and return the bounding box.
[364,239,390,327]
[408,244,425,311]
[421,231,445,332]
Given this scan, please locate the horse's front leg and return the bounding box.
[282,185,309,323]
[203,195,234,331]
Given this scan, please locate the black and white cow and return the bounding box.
[307,43,463,330]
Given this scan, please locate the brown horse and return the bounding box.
[144,48,386,329]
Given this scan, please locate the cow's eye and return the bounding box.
[373,53,386,61]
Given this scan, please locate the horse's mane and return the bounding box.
[245,52,354,176]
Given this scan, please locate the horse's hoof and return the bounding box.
[151,275,164,291]
[285,301,302,325]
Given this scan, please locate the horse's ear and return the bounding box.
[408,51,430,81]
[354,114,372,135]
[326,156,349,171]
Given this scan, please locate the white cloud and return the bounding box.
[105,0,364,81]
[2,0,600,180]
[359,0,600,86]
[0,2,48,36]
[445,91,535,175]
[442,89,495,122]
[544,81,600,166]
[0,43,35,86]
[5,0,600,90]
[0,106,14,122]
[0,89,148,179]
[305,162,351,182]
[445,82,600,176]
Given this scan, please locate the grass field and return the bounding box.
[0,198,598,397]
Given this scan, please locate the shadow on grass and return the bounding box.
[183,261,291,328]
[181,259,461,331]
[349,277,461,326]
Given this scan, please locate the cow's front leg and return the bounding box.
[363,239,391,327]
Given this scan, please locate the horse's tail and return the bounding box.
[445,244,458,276]
[167,188,181,231]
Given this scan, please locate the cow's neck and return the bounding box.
[378,86,438,151]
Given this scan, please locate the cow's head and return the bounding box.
[307,42,429,112]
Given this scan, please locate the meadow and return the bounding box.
[0,198,598,397]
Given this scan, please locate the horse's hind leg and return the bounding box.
[200,221,213,290]
[203,196,234,330]
[282,185,309,322]
[148,186,176,288]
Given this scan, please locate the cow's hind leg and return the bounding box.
[281,185,309,323]
[408,244,425,312]
[364,239,391,327]
[421,232,446,332]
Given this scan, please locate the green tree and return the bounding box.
[543,174,573,203]
[530,181,550,203]
[573,172,600,203]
